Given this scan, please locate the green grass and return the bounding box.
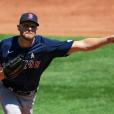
[0,35,114,114]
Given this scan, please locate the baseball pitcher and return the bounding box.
[0,12,114,114]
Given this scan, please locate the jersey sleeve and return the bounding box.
[44,38,74,57]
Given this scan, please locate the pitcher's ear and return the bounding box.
[17,25,20,31]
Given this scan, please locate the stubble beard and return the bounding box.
[22,32,36,41]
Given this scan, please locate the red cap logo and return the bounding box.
[28,13,33,19]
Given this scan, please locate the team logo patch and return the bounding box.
[28,13,33,19]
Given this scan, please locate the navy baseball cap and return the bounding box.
[19,12,39,26]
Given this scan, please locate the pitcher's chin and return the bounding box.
[23,34,35,41]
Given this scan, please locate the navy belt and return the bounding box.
[4,85,37,96]
[13,90,36,96]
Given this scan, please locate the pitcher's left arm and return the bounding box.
[68,35,114,54]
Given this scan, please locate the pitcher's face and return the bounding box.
[17,21,38,41]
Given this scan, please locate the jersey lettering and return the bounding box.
[24,60,41,69]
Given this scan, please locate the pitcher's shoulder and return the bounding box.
[0,35,17,47]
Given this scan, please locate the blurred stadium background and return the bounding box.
[0,0,114,36]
